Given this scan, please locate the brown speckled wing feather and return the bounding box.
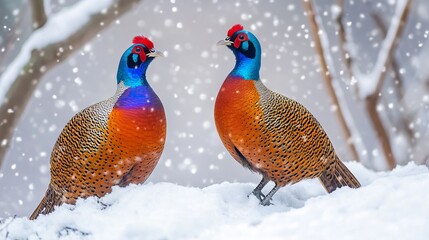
[49,100,114,198]
[252,81,337,185]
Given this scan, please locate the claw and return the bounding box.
[251,189,266,201]
[260,196,274,206]
[249,177,270,201]
[259,184,280,206]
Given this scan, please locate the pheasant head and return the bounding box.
[117,35,163,87]
[217,24,261,80]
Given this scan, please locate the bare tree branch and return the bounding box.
[372,11,414,141]
[369,0,412,98]
[364,0,412,169]
[372,12,406,99]
[30,0,47,30]
[302,0,360,162]
[332,0,412,169]
[0,0,142,169]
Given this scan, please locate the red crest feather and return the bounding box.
[132,35,154,49]
[227,24,244,38]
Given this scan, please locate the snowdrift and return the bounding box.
[1,162,428,240]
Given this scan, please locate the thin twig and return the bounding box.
[302,0,360,161]
[335,0,355,83]
[0,215,16,236]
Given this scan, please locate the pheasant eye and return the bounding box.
[135,47,142,52]
[239,34,245,40]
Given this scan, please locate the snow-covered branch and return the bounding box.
[363,0,412,169]
[372,12,414,141]
[321,0,412,169]
[357,0,412,99]
[0,0,141,168]
[302,0,360,161]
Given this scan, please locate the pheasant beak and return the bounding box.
[217,39,233,46]
[146,49,164,58]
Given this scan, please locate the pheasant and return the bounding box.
[30,36,166,219]
[215,24,361,206]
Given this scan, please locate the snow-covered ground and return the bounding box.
[0,162,428,240]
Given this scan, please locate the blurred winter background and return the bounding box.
[0,0,427,218]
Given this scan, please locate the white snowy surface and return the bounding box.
[0,162,428,240]
[0,0,114,102]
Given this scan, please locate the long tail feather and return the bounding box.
[319,157,361,193]
[29,185,62,220]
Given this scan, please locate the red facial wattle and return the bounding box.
[131,35,155,63]
[227,24,248,49]
[234,33,249,48]
[132,46,147,62]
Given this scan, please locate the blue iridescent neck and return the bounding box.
[117,60,152,87]
[229,53,261,80]
[228,32,261,81]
